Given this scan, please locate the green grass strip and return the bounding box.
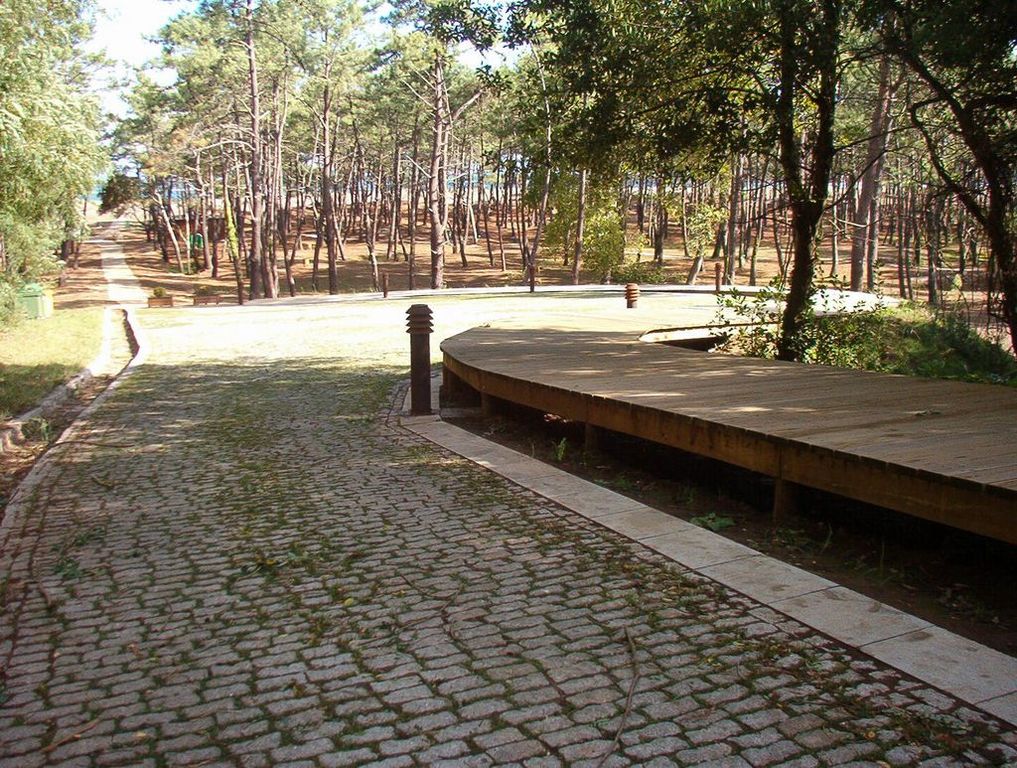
[0,308,105,420]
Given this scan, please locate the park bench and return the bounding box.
[192,294,224,306]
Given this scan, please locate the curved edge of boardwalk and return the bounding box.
[440,326,1017,546]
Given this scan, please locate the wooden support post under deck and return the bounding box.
[584,423,600,453]
[440,366,465,404]
[772,477,802,527]
[481,391,496,417]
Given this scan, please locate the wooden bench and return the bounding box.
[192,294,224,306]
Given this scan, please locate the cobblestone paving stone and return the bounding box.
[1,299,1015,767]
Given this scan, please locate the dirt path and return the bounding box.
[0,223,135,510]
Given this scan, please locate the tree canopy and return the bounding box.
[0,0,106,317]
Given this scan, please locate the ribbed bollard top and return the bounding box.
[625,283,640,308]
[406,304,433,334]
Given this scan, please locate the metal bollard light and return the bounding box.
[625,283,639,309]
[715,262,722,293]
[406,304,433,415]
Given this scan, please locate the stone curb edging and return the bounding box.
[0,306,149,538]
[0,305,119,454]
[398,375,1017,728]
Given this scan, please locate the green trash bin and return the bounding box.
[17,282,54,319]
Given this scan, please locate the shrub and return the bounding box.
[611,261,669,285]
[717,284,1017,385]
[544,173,626,282]
[877,310,1017,385]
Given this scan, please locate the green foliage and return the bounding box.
[863,0,1017,351]
[876,311,1017,386]
[719,288,1017,385]
[543,173,625,282]
[685,203,727,260]
[0,282,18,327]
[223,192,240,267]
[0,0,106,324]
[611,261,667,285]
[718,282,889,368]
[99,174,141,215]
[716,282,786,359]
[0,215,64,280]
[690,513,735,532]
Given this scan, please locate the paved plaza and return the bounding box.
[1,250,1015,766]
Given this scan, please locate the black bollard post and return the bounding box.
[382,273,389,298]
[406,304,433,415]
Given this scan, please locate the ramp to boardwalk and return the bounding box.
[441,327,1017,545]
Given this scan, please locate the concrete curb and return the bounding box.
[399,373,1017,728]
[0,307,149,539]
[0,305,119,454]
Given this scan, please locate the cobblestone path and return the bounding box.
[1,299,1015,767]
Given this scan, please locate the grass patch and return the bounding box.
[870,309,1017,385]
[0,308,105,419]
[802,306,1017,385]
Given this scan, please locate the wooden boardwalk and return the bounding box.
[441,327,1017,545]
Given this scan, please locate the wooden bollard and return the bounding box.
[715,263,722,293]
[625,283,639,309]
[382,273,389,298]
[527,263,536,293]
[406,304,433,415]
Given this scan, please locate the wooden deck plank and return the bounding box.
[442,327,1017,544]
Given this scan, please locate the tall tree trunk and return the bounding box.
[386,139,401,262]
[320,79,339,295]
[653,177,667,265]
[775,0,840,361]
[572,167,588,285]
[182,187,193,273]
[726,155,743,282]
[245,0,269,298]
[408,117,420,289]
[526,56,554,291]
[428,53,446,290]
[850,56,895,292]
[223,172,245,305]
[155,192,184,274]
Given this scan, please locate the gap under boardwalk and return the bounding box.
[440,327,1017,546]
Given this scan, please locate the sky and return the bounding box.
[85,0,513,117]
[87,0,194,116]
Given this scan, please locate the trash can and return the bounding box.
[17,283,54,319]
